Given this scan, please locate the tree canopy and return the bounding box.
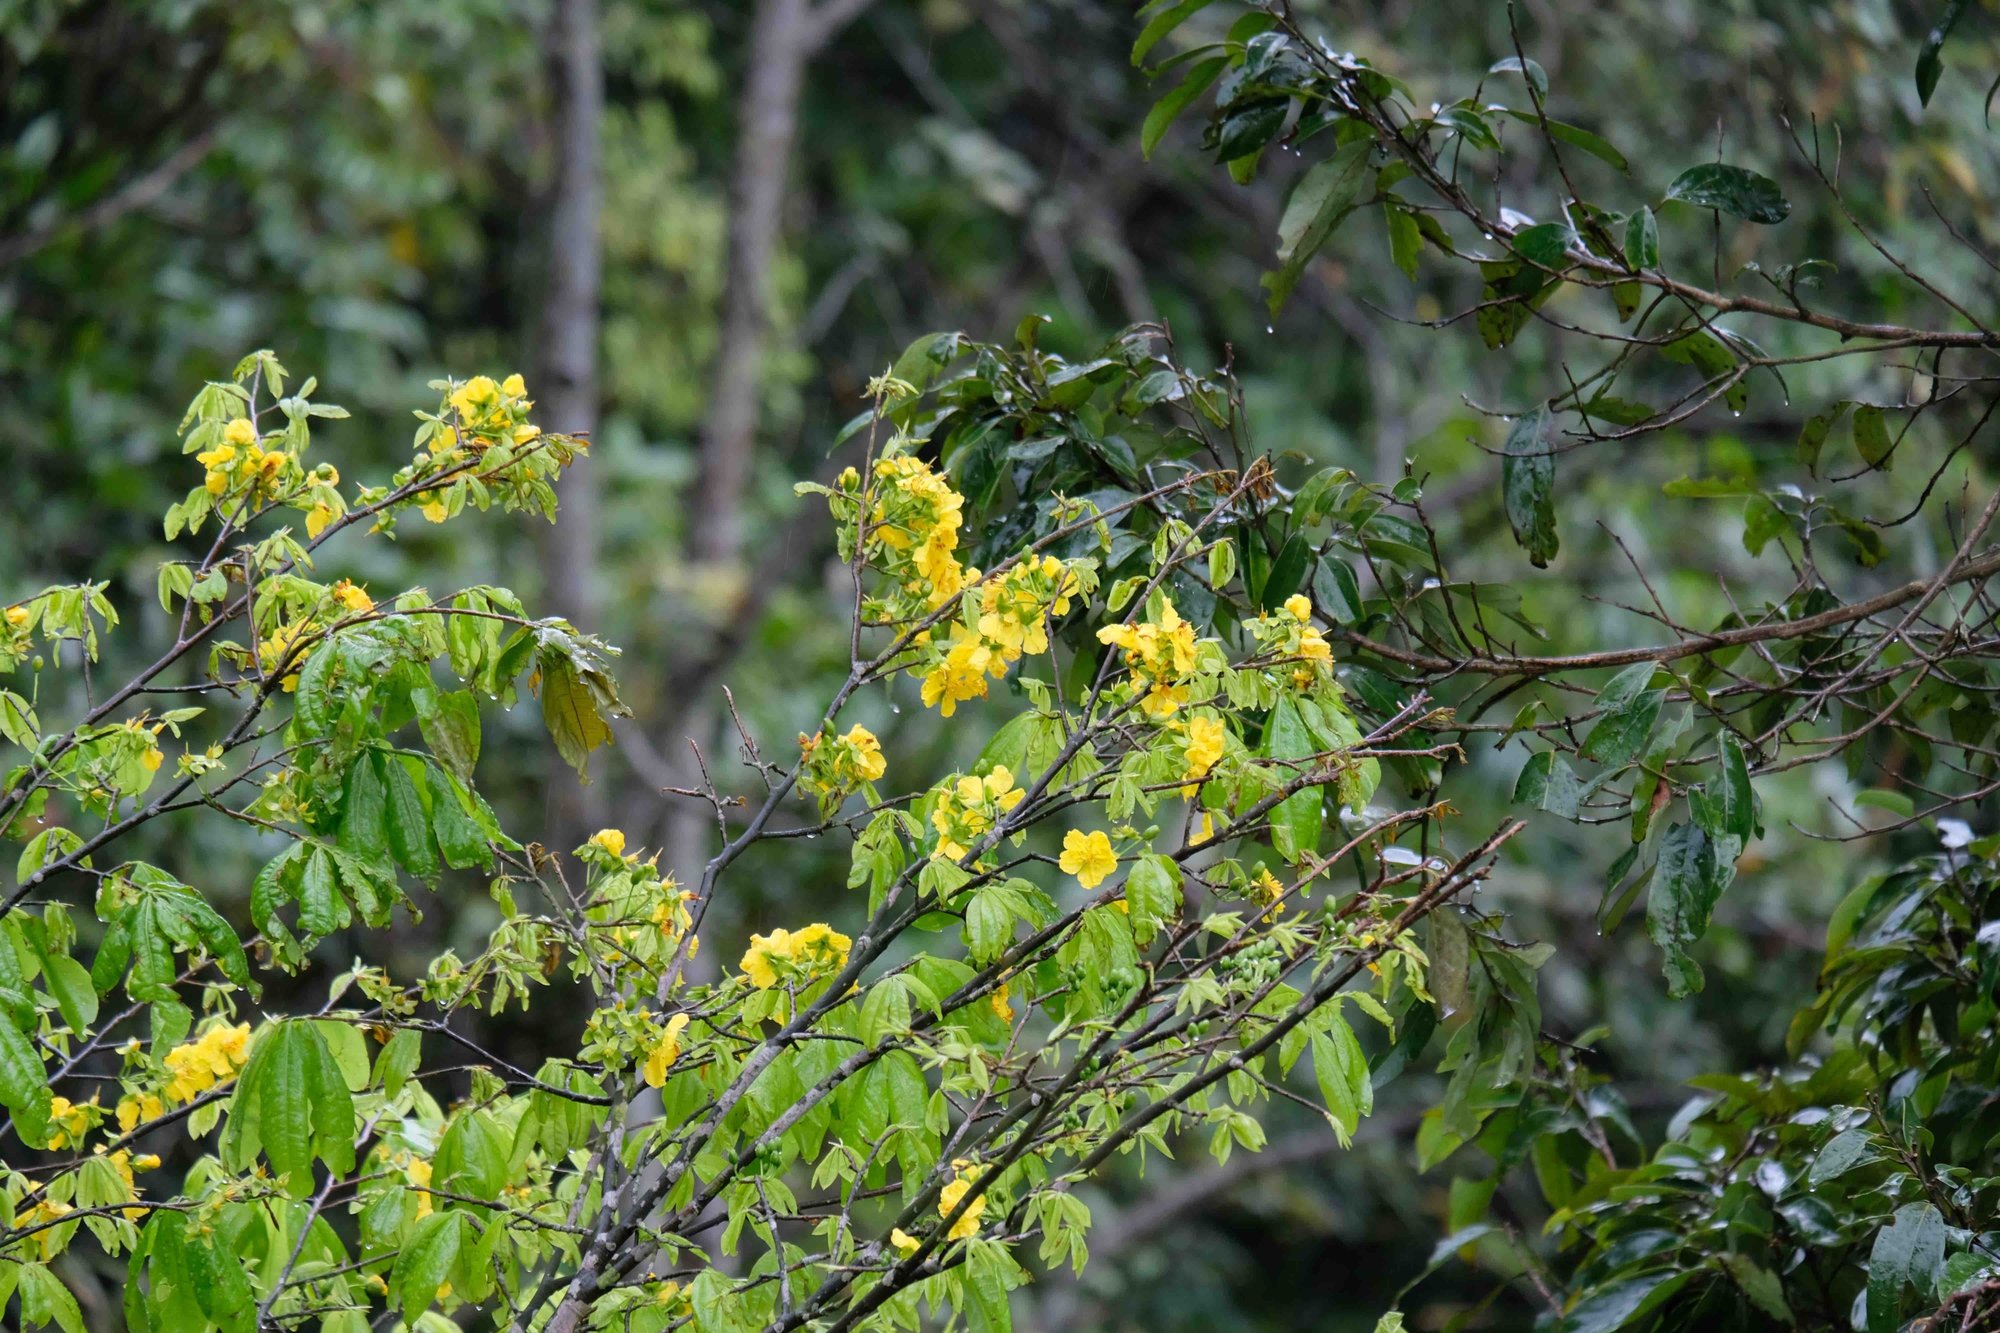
[6,1,2000,1331]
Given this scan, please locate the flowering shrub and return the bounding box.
[0,328,1519,1333]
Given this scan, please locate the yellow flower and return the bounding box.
[939,1165,986,1241]
[140,745,163,773]
[449,375,501,420]
[305,501,336,538]
[740,923,851,989]
[205,470,229,496]
[43,1095,92,1150]
[1097,598,1201,719]
[258,621,318,692]
[22,1199,72,1259]
[196,444,237,469]
[989,982,1014,1021]
[429,426,459,456]
[1297,627,1332,664]
[116,1091,164,1131]
[500,373,527,397]
[643,1013,691,1088]
[223,417,257,447]
[890,1227,921,1256]
[1059,829,1118,889]
[421,500,449,523]
[1181,715,1227,794]
[1283,593,1313,621]
[920,625,1003,717]
[513,423,542,444]
[405,1156,434,1219]
[330,579,373,614]
[3,605,28,628]
[1250,867,1287,920]
[162,1022,252,1104]
[842,724,887,783]
[589,828,628,858]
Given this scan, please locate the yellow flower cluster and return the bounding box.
[197,416,290,501]
[413,373,543,524]
[445,373,538,443]
[938,1159,988,1240]
[919,624,1009,717]
[1059,829,1118,889]
[930,766,1026,861]
[257,619,321,692]
[740,923,853,990]
[4,604,29,629]
[1179,714,1227,795]
[1259,593,1333,689]
[869,454,969,603]
[161,1021,252,1105]
[798,723,888,803]
[21,1199,72,1258]
[885,1160,989,1251]
[1098,596,1202,718]
[43,1095,95,1150]
[977,554,1080,659]
[330,579,373,614]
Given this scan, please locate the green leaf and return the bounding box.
[1502,406,1559,568]
[1498,109,1628,171]
[1917,0,1972,105]
[437,1109,509,1198]
[1511,222,1574,271]
[1125,853,1182,945]
[1868,1203,1946,1333]
[1132,0,1215,65]
[1580,663,1664,768]
[1646,821,1733,998]
[1796,401,1851,474]
[338,750,389,864]
[394,1211,466,1319]
[539,652,616,777]
[1487,55,1546,96]
[1513,751,1581,819]
[1552,1272,1691,1333]
[0,1017,52,1146]
[240,1019,353,1197]
[415,688,481,783]
[1624,206,1658,268]
[1263,139,1374,315]
[427,764,493,872]
[1853,403,1893,470]
[1311,1012,1371,1146]
[375,1028,422,1098]
[1264,695,1323,862]
[382,754,437,878]
[1717,1253,1792,1323]
[1385,206,1422,280]
[1664,163,1791,224]
[1142,56,1225,159]
[17,1264,86,1333]
[298,846,341,938]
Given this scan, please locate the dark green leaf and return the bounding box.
[1502,406,1559,567]
[1664,163,1791,224]
[1263,139,1374,315]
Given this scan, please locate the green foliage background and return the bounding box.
[8,0,2000,1328]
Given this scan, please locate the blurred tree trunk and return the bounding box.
[659,0,871,886]
[537,0,606,861]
